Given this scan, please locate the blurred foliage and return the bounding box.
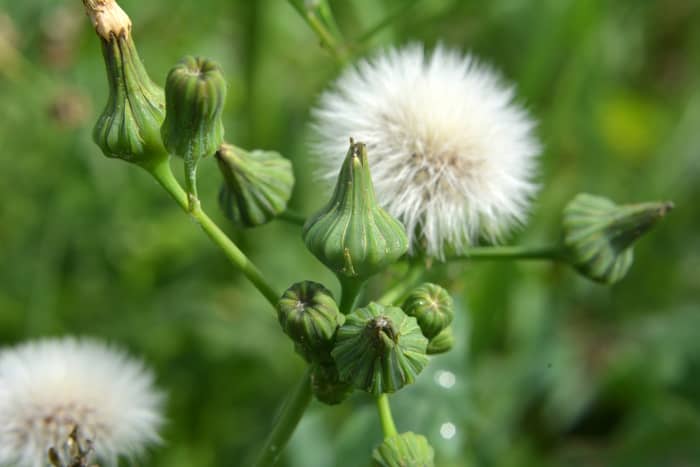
[1,0,699,466]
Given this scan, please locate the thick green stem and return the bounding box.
[338,276,365,315]
[454,245,564,261]
[254,367,313,467]
[376,394,398,439]
[147,160,280,308]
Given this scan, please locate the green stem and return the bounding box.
[377,265,424,306]
[147,160,280,308]
[338,276,365,315]
[287,0,348,64]
[376,394,398,439]
[454,245,564,261]
[358,0,420,45]
[278,209,306,226]
[254,367,313,467]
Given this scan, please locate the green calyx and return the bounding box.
[372,432,435,467]
[278,281,344,363]
[161,56,226,203]
[310,362,353,405]
[426,326,454,355]
[332,302,428,395]
[92,31,167,167]
[303,140,409,280]
[562,193,673,284]
[402,283,454,339]
[216,144,295,227]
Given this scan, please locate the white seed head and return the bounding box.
[310,44,540,258]
[0,337,163,467]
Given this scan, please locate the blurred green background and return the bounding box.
[1,0,699,465]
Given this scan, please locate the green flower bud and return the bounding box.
[303,140,409,280]
[402,283,454,339]
[563,193,673,284]
[426,326,454,355]
[216,144,295,227]
[332,302,428,395]
[161,56,226,204]
[278,281,343,363]
[310,362,353,405]
[372,432,435,467]
[86,0,167,167]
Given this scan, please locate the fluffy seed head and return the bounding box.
[0,337,163,467]
[310,44,540,258]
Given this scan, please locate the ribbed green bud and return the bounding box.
[332,302,428,395]
[372,432,435,467]
[278,281,343,363]
[426,326,454,355]
[563,193,673,284]
[90,9,166,167]
[303,140,409,280]
[161,56,226,204]
[216,144,295,227]
[402,283,454,339]
[310,362,353,405]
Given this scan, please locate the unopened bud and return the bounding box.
[216,144,295,227]
[332,302,427,395]
[402,283,454,339]
[372,432,435,467]
[86,0,167,167]
[563,193,673,284]
[277,281,343,363]
[161,56,226,204]
[303,140,408,280]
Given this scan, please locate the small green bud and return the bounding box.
[332,302,428,395]
[402,283,454,339]
[563,193,673,284]
[161,56,226,204]
[87,0,166,167]
[310,362,353,405]
[426,326,454,355]
[303,140,409,280]
[278,281,343,363]
[372,432,435,467]
[216,144,295,227]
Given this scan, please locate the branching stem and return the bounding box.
[376,394,398,439]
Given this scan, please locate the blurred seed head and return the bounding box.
[0,337,163,467]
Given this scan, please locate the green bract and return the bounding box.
[92,30,166,167]
[563,193,673,284]
[402,283,454,339]
[277,281,343,363]
[426,326,454,355]
[161,56,226,202]
[216,144,295,227]
[332,302,428,395]
[303,140,408,280]
[372,432,435,467]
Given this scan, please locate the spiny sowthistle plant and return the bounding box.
[67,0,676,465]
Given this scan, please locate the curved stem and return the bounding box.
[278,209,306,226]
[377,264,424,306]
[376,394,398,439]
[254,367,313,467]
[454,245,564,261]
[147,160,280,308]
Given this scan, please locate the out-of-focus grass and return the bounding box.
[1,0,699,466]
